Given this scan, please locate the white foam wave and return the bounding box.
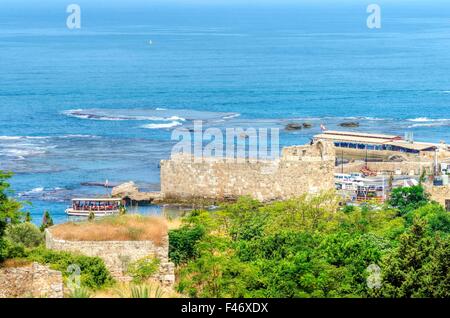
[361,117,385,121]
[141,121,183,129]
[155,107,167,111]
[407,117,450,122]
[408,122,448,128]
[1,148,47,157]
[222,113,241,120]
[0,136,22,140]
[63,109,186,122]
[0,135,49,140]
[58,134,100,139]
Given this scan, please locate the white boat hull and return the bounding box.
[65,208,119,217]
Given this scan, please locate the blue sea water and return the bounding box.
[1,0,450,224]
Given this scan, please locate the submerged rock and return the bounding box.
[339,122,360,128]
[302,122,313,129]
[285,123,302,131]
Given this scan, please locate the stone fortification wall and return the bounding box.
[160,141,335,202]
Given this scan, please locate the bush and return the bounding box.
[169,225,205,265]
[0,238,7,262]
[389,185,429,215]
[127,256,160,283]
[27,247,114,289]
[68,287,91,298]
[5,222,44,248]
[129,284,163,298]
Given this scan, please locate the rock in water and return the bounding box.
[285,123,302,131]
[339,122,360,128]
[302,122,312,129]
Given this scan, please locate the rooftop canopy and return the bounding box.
[314,130,402,144]
[314,130,438,152]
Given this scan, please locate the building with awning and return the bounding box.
[313,130,438,155]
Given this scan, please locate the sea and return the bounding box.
[1,0,450,224]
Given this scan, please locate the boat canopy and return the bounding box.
[71,198,122,202]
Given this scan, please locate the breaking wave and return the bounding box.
[407,117,450,122]
[63,108,240,130]
[141,121,183,129]
[18,186,72,202]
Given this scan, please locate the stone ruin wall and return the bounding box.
[160,140,336,202]
[0,262,64,298]
[45,229,175,286]
[426,184,450,210]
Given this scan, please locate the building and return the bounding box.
[313,130,442,159]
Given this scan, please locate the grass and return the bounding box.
[0,258,32,268]
[50,215,168,245]
[92,281,182,298]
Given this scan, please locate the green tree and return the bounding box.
[169,225,205,265]
[0,171,23,262]
[40,210,54,231]
[379,219,450,297]
[389,185,429,215]
[0,171,23,232]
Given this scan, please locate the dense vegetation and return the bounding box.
[169,191,450,298]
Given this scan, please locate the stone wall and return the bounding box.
[45,230,175,286]
[426,184,450,211]
[0,262,63,298]
[160,141,335,202]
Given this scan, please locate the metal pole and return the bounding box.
[365,145,368,169]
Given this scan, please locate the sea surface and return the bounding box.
[1,0,450,224]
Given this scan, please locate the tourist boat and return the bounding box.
[65,198,123,217]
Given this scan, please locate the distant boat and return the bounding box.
[65,198,123,217]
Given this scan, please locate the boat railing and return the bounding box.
[71,205,120,211]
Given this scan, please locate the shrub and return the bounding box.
[389,185,429,215]
[129,284,163,298]
[68,287,91,298]
[0,238,7,263]
[169,225,205,265]
[2,239,27,259]
[5,222,44,248]
[127,256,160,283]
[27,247,114,289]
